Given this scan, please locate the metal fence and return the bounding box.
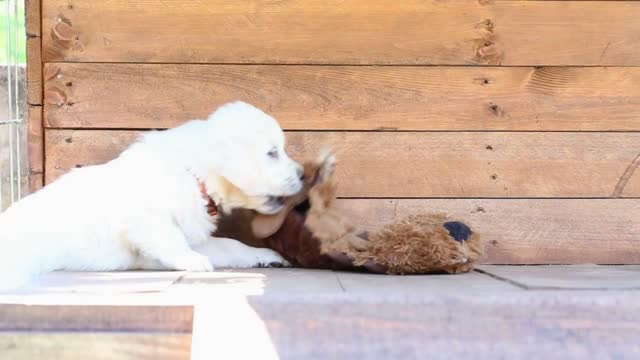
[1,0,28,212]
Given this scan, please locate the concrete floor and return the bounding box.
[1,266,639,359]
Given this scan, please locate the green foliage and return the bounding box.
[0,1,26,64]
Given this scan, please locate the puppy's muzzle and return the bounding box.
[263,196,286,214]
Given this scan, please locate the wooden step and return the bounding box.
[1,267,639,359]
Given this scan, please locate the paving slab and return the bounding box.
[0,271,187,306]
[478,265,640,289]
[3,271,183,295]
[244,291,640,360]
[336,270,521,295]
[175,268,345,296]
[0,267,639,359]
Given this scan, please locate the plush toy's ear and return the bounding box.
[307,151,338,211]
[314,147,336,182]
[251,210,290,239]
[250,187,311,239]
[250,148,337,239]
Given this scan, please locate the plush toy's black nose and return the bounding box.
[443,221,472,243]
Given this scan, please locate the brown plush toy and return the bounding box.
[215,151,483,274]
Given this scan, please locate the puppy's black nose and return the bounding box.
[443,221,472,243]
[296,167,305,181]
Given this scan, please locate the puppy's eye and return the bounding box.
[267,148,278,159]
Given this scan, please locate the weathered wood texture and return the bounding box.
[44,130,640,198]
[340,199,640,265]
[2,270,640,359]
[247,293,640,359]
[26,38,42,106]
[177,268,518,293]
[0,332,191,360]
[26,0,41,105]
[41,1,640,65]
[28,106,42,174]
[25,0,40,37]
[478,265,640,289]
[28,105,43,193]
[28,174,43,194]
[43,64,640,131]
[26,0,43,192]
[0,304,193,332]
[41,128,640,263]
[31,0,640,265]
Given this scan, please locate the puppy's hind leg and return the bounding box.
[130,220,213,272]
[192,238,290,268]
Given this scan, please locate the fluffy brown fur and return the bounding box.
[215,151,483,274]
[354,214,483,274]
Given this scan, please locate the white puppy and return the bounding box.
[0,101,303,290]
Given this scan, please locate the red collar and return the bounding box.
[199,181,218,216]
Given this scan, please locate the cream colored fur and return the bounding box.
[0,101,302,290]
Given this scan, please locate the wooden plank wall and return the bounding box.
[26,0,43,192]
[30,0,640,264]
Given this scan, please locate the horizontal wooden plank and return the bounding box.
[42,1,640,65]
[44,130,640,198]
[336,199,640,264]
[45,130,141,185]
[0,332,191,360]
[43,64,640,131]
[0,304,193,332]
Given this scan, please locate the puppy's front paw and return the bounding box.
[174,252,214,272]
[253,248,291,268]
